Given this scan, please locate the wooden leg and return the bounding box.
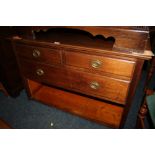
[136,56,155,129]
[136,98,148,128]
[136,90,154,128]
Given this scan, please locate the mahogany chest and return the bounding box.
[12,26,153,128]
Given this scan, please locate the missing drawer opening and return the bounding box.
[26,79,123,128]
[33,28,115,50]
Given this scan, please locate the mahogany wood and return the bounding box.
[15,44,62,65]
[12,26,153,128]
[136,27,155,128]
[68,69,130,104]
[13,26,149,53]
[19,59,70,88]
[64,51,136,77]
[136,57,155,128]
[27,79,123,128]
[136,89,154,128]
[19,59,130,104]
[120,59,145,128]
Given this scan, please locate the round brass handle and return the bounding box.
[36,69,44,76]
[33,49,40,58]
[91,60,102,68]
[90,81,100,90]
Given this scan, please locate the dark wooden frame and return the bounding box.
[12,26,153,128]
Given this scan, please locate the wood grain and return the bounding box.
[19,59,70,88]
[28,79,123,128]
[12,26,153,128]
[15,44,62,66]
[13,26,149,53]
[19,59,130,104]
[65,51,136,77]
[68,69,130,104]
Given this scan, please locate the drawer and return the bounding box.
[15,44,62,65]
[65,51,135,77]
[19,60,70,89]
[20,60,129,104]
[68,70,130,104]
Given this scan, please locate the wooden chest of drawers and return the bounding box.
[12,26,153,128]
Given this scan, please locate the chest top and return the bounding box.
[12,26,153,59]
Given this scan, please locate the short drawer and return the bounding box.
[15,44,62,65]
[19,60,70,89]
[65,51,135,77]
[68,70,130,104]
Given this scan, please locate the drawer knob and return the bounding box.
[33,49,40,57]
[91,60,102,68]
[90,81,100,90]
[36,69,44,76]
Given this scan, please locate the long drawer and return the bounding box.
[19,59,130,104]
[64,51,136,77]
[15,44,62,65]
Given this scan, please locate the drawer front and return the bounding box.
[20,60,129,104]
[20,60,70,89]
[65,52,135,77]
[15,44,62,65]
[68,70,130,104]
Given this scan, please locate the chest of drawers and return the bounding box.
[12,26,153,128]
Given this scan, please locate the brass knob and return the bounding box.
[36,69,44,76]
[90,81,100,90]
[91,60,102,68]
[33,49,40,57]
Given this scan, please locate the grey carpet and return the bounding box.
[0,70,153,129]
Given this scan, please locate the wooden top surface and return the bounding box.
[13,37,153,60]
[31,26,149,32]
[11,26,153,59]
